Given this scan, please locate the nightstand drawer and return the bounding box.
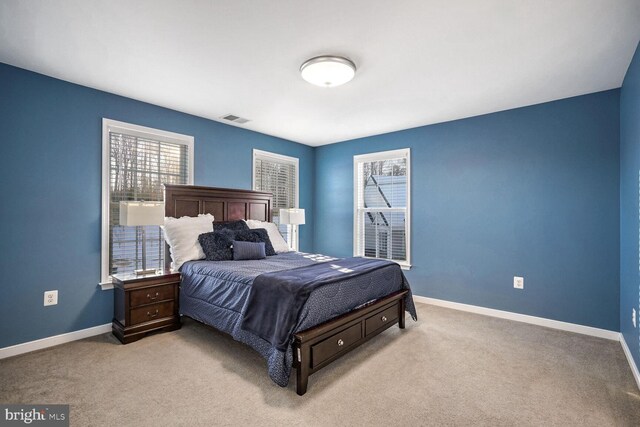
[365,305,398,336]
[130,284,176,307]
[130,301,175,325]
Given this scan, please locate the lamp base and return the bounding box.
[134,268,158,276]
[291,225,299,252]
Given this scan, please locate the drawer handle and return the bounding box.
[147,309,159,318]
[381,316,388,322]
[337,339,344,347]
[147,292,159,301]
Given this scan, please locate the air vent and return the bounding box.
[221,114,250,124]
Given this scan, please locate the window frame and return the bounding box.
[100,118,194,288]
[353,148,411,270]
[252,149,299,248]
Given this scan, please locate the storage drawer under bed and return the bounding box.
[311,323,362,368]
[365,304,399,336]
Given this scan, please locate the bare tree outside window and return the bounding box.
[109,133,189,277]
[253,151,298,245]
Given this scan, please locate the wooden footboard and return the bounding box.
[292,289,408,395]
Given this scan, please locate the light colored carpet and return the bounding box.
[1,303,639,426]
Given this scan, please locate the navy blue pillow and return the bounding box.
[198,231,234,261]
[212,220,250,232]
[221,228,276,256]
[232,241,266,260]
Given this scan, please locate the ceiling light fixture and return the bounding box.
[300,55,356,88]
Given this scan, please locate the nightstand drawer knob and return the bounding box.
[381,316,388,322]
[337,339,344,347]
[147,309,159,318]
[147,292,159,301]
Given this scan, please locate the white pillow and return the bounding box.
[163,214,214,270]
[245,219,291,253]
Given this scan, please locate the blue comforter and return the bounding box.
[180,252,417,387]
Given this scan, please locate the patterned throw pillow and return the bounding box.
[212,220,250,232]
[232,241,266,260]
[198,231,234,261]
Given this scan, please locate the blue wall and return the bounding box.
[314,90,620,331]
[620,41,640,370]
[0,63,315,348]
[0,60,627,348]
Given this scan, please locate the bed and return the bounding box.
[164,184,417,395]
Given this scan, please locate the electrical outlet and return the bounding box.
[44,290,58,306]
[633,308,637,328]
[513,276,524,290]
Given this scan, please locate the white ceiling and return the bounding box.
[1,1,639,147]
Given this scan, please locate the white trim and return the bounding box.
[353,148,411,267]
[101,119,194,285]
[353,148,410,163]
[359,255,411,270]
[0,323,112,360]
[620,334,640,390]
[99,281,114,291]
[412,295,620,340]
[252,149,300,249]
[252,149,299,167]
[252,149,300,208]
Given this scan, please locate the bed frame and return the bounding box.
[163,184,408,395]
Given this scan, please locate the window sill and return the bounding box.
[358,256,411,270]
[99,280,114,291]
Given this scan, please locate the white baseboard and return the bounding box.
[413,295,620,340]
[620,334,640,390]
[0,298,637,392]
[0,323,112,360]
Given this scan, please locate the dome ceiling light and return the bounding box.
[300,55,356,87]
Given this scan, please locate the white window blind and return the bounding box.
[354,149,411,268]
[252,150,299,245]
[101,119,193,284]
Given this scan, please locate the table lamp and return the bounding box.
[119,201,164,275]
[279,208,305,251]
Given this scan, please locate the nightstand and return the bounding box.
[111,270,181,344]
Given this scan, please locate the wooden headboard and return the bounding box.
[164,184,272,222]
[163,184,273,268]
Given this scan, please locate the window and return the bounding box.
[354,148,411,268]
[252,149,299,247]
[101,119,193,284]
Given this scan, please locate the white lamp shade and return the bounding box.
[119,201,164,226]
[279,208,305,225]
